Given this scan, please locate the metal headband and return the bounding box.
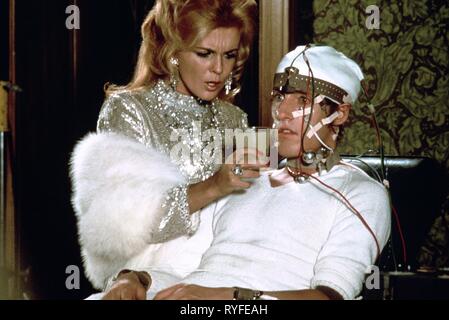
[273,67,350,104]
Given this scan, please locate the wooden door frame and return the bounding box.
[258,0,290,127]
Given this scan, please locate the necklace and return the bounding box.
[209,101,222,132]
[195,97,223,134]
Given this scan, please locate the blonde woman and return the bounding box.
[70,0,261,297]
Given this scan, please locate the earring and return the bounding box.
[169,57,179,66]
[169,57,179,90]
[225,73,233,95]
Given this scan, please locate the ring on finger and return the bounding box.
[232,164,244,176]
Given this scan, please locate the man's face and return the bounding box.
[273,91,337,158]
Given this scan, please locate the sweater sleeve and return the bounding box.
[310,177,391,299]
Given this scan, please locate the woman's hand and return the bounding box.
[102,271,151,300]
[209,162,261,197]
[211,148,269,196]
[154,283,234,300]
[187,148,269,213]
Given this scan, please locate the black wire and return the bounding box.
[280,44,314,168]
[372,114,386,181]
[361,81,386,181]
[289,44,311,68]
[360,81,398,270]
[301,55,315,158]
[350,157,383,183]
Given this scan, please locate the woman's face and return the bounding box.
[176,27,241,101]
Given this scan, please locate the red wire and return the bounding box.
[300,70,312,157]
[391,205,407,265]
[304,173,381,260]
[371,115,382,150]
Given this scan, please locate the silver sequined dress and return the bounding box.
[97,80,248,242]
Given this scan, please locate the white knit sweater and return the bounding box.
[146,164,391,300]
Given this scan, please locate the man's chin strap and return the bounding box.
[290,102,341,151]
[270,151,341,187]
[285,107,342,183]
[271,97,342,184]
[286,148,341,177]
[301,110,341,152]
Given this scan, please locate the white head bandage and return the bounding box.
[274,45,364,105]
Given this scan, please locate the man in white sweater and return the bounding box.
[102,45,391,300]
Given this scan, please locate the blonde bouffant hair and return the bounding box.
[106,0,258,101]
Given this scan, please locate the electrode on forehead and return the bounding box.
[290,95,325,118]
[272,95,325,121]
[292,107,311,119]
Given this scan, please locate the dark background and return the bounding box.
[14,0,151,300]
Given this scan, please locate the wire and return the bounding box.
[300,52,315,158]
[391,205,407,265]
[289,44,311,68]
[360,80,386,181]
[371,114,386,181]
[284,44,315,159]
[304,173,381,260]
[360,81,406,271]
[340,158,406,270]
[282,44,317,168]
[347,157,383,183]
[308,124,334,152]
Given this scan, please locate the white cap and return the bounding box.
[274,45,364,104]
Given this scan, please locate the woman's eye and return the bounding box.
[225,52,237,59]
[196,51,211,58]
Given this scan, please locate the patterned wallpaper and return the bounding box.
[313,0,449,171]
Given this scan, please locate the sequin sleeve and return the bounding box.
[97,92,147,144]
[239,110,249,129]
[96,92,198,241]
[155,184,200,242]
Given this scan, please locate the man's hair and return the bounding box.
[106,0,258,101]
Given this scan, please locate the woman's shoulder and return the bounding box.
[215,100,248,128]
[100,85,166,119]
[103,87,152,105]
[216,100,246,116]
